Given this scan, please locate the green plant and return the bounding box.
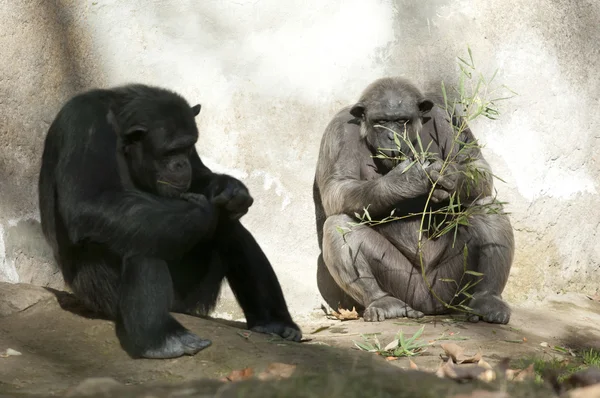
[354,325,429,358]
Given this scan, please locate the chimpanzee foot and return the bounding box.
[176,330,212,355]
[139,330,211,359]
[467,294,511,324]
[364,296,424,322]
[250,322,303,342]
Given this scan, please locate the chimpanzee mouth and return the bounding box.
[156,180,190,195]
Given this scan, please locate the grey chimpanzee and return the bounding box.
[39,84,302,359]
[313,77,514,324]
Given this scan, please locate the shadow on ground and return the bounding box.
[0,284,597,397]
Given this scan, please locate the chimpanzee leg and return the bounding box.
[463,199,514,324]
[115,255,211,359]
[214,220,302,341]
[317,253,363,312]
[68,245,121,319]
[322,214,434,321]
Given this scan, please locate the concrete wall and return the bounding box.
[1,0,598,319]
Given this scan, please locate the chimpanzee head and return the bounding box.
[109,85,201,198]
[350,77,434,171]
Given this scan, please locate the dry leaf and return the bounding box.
[585,294,600,302]
[478,368,496,383]
[257,363,296,381]
[0,348,22,358]
[436,358,487,381]
[220,367,254,382]
[441,343,483,364]
[409,359,419,370]
[477,359,493,370]
[513,364,536,382]
[330,307,359,321]
[384,339,399,351]
[385,356,398,361]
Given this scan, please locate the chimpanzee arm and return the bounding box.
[60,191,217,259]
[430,122,495,203]
[188,150,254,220]
[316,114,434,219]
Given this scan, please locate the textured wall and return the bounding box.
[1,0,598,319]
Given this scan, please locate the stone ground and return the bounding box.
[0,282,599,397]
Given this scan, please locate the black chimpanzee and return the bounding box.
[39,84,302,359]
[313,77,514,324]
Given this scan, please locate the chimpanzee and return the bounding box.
[313,77,514,324]
[38,84,302,359]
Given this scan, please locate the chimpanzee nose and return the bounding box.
[170,160,186,172]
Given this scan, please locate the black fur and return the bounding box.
[313,77,514,324]
[39,84,301,359]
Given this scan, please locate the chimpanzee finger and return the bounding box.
[430,188,450,203]
[438,176,456,191]
[226,189,253,213]
[180,193,210,206]
[211,184,236,205]
[425,159,444,174]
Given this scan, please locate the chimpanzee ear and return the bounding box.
[418,99,434,115]
[123,126,148,144]
[191,104,201,116]
[350,102,365,119]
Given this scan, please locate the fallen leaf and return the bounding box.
[477,359,493,370]
[585,294,600,302]
[441,343,483,364]
[513,363,536,382]
[409,359,419,370]
[0,348,22,358]
[384,339,399,351]
[220,367,254,382]
[309,326,330,334]
[237,331,252,339]
[257,363,296,381]
[385,356,398,361]
[478,368,496,383]
[435,358,487,381]
[330,307,359,321]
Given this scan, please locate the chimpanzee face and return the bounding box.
[115,98,201,198]
[350,80,433,171]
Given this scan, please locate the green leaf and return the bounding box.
[402,160,417,174]
[393,131,401,149]
[464,270,484,276]
[353,341,375,352]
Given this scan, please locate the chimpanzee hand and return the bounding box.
[387,158,444,198]
[429,161,467,204]
[207,175,254,220]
